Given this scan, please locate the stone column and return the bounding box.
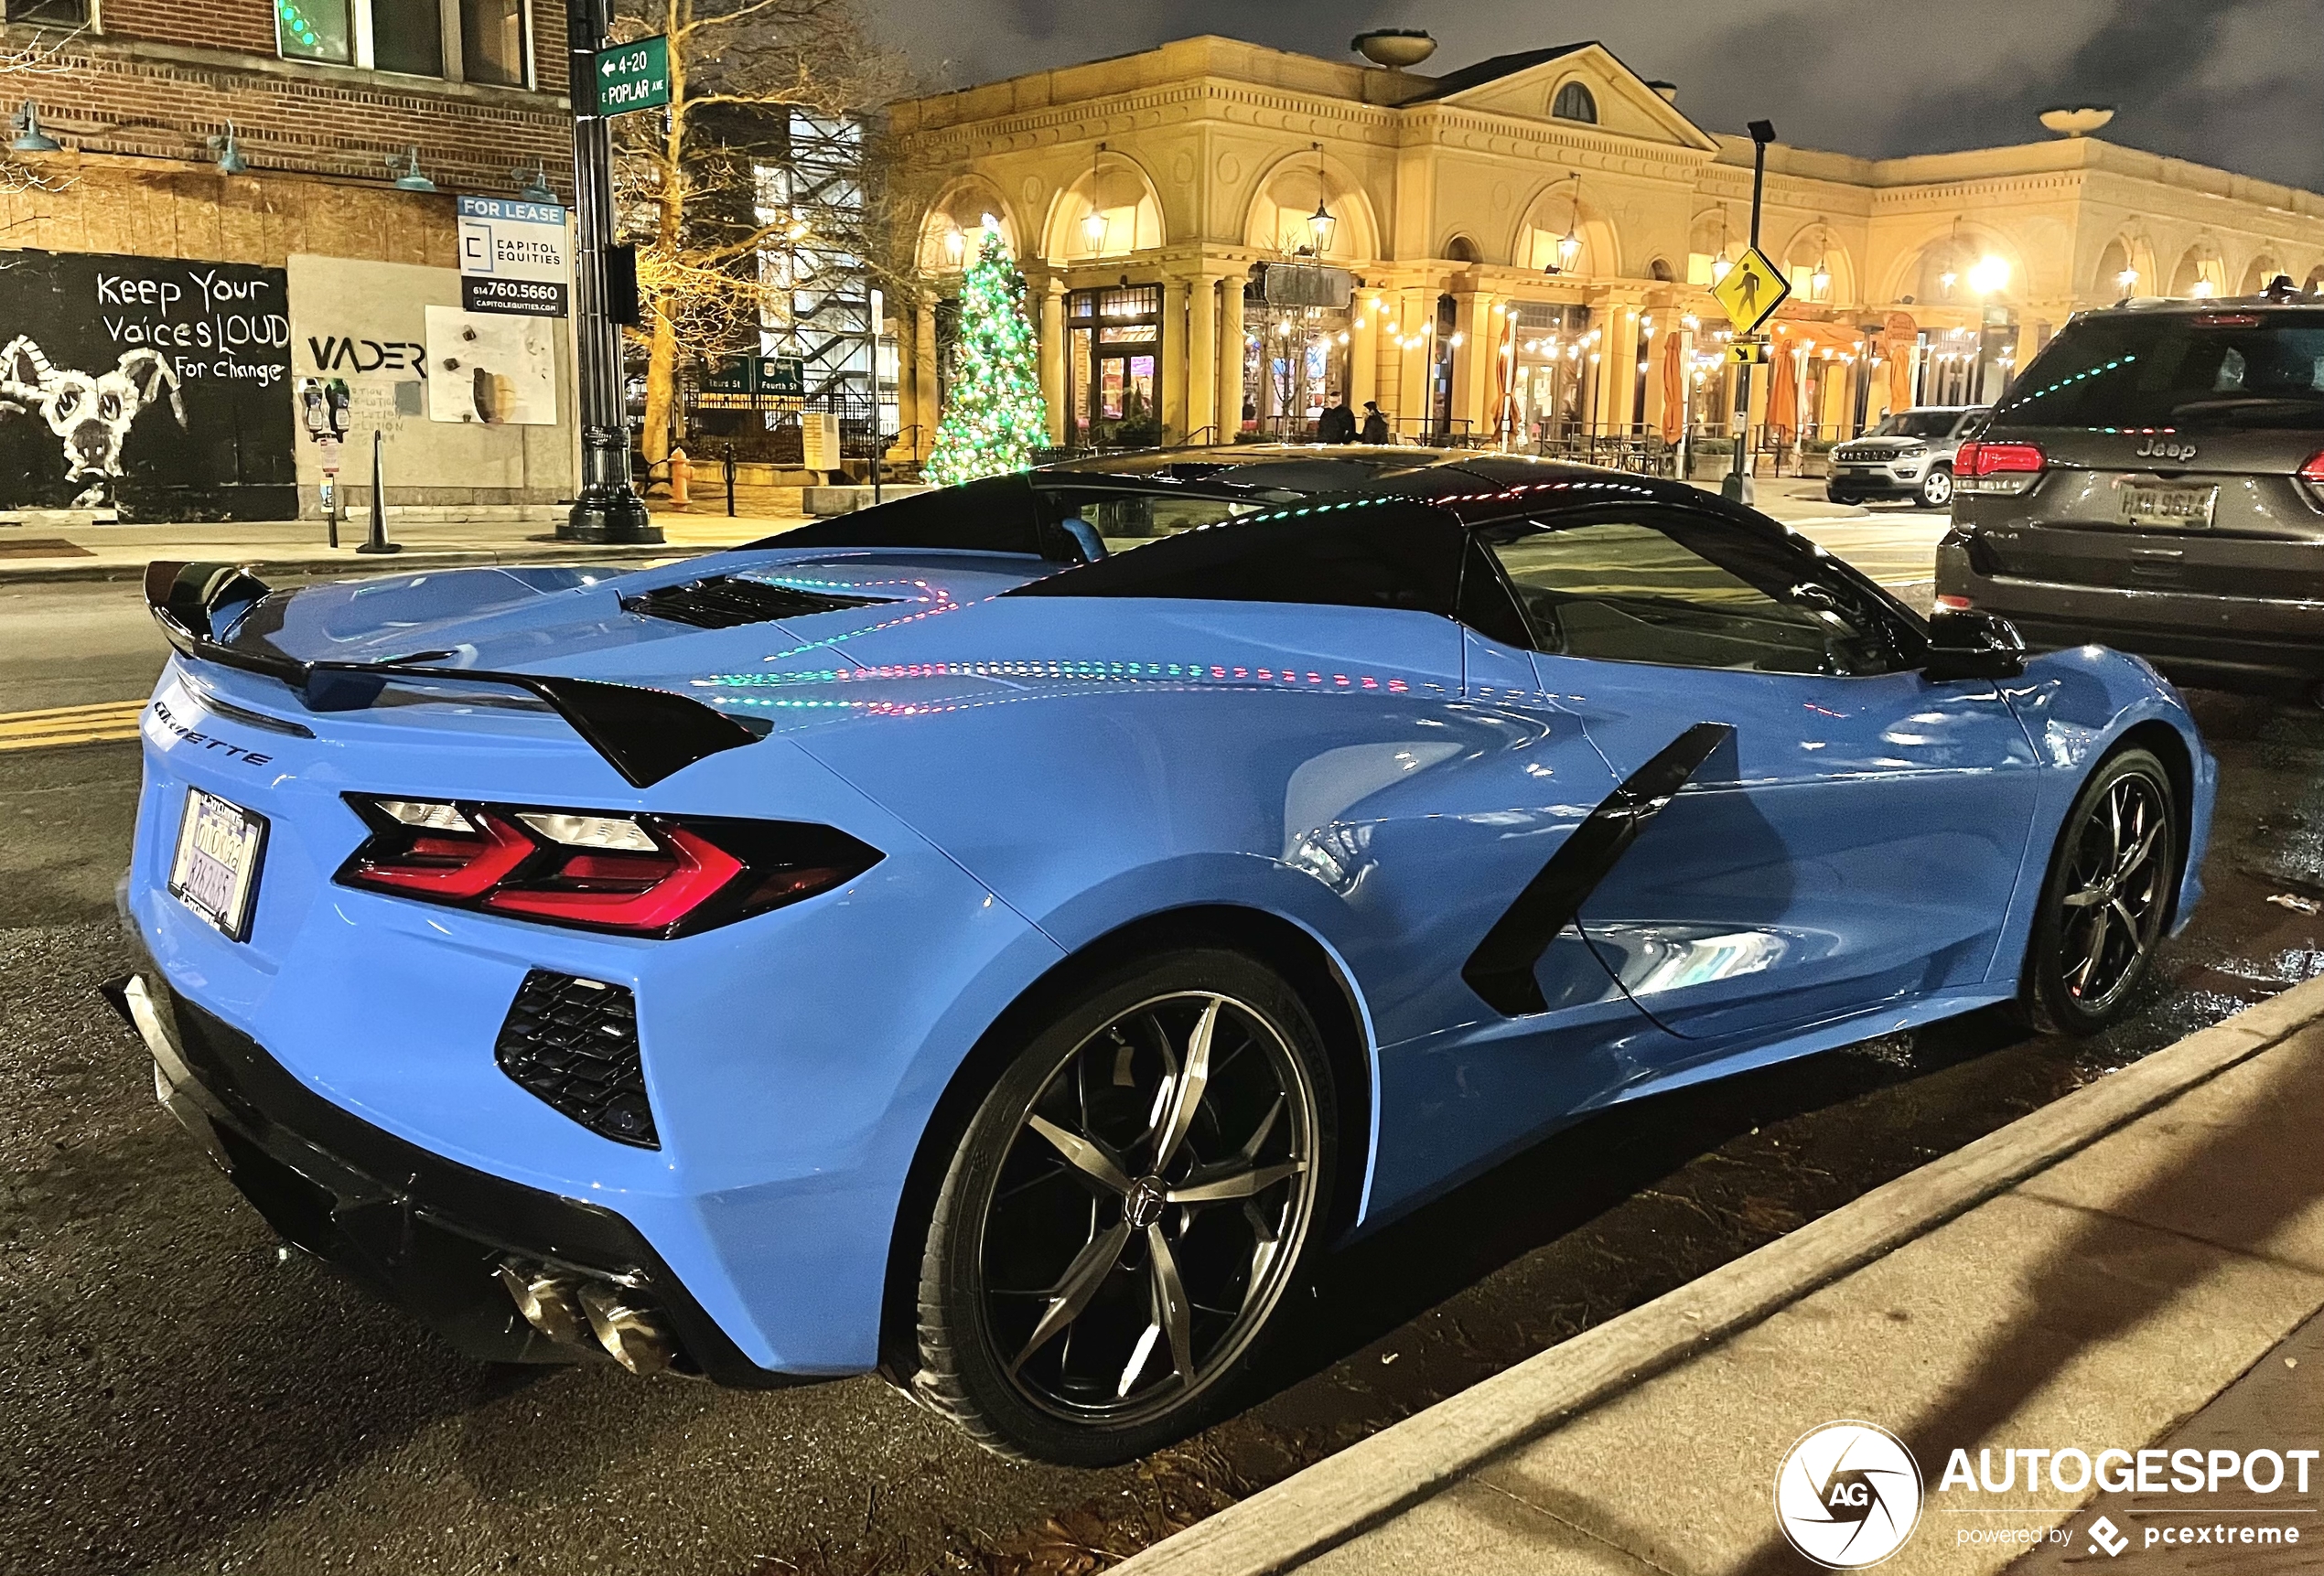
[1348,290,1376,415]
[1219,277,1246,436]
[1161,276,1189,443]
[1640,312,1670,439]
[912,295,940,466]
[1395,285,1434,441]
[1604,302,1641,435]
[1187,273,1219,442]
[1448,290,1499,440]
[1038,278,1068,447]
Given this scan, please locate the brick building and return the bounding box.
[0,0,578,520]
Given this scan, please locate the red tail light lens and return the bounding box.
[485,825,745,929]
[1956,441,2046,478]
[347,804,534,898]
[2297,450,2324,484]
[337,798,881,938]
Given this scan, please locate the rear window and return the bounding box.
[1991,311,2324,430]
[1872,411,1965,439]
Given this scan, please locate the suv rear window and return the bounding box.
[1991,310,2324,430]
[1871,411,1966,439]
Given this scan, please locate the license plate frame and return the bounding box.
[2118,481,2218,529]
[168,788,267,941]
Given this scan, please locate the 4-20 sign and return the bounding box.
[595,36,671,115]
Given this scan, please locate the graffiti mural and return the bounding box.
[0,250,296,519]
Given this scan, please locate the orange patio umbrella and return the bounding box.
[1887,340,1915,415]
[1659,333,1684,444]
[1765,344,1800,438]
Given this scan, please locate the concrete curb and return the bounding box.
[0,544,702,587]
[1114,975,2324,1576]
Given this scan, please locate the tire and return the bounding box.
[2020,748,2179,1035]
[911,949,1338,1464]
[1917,465,1955,509]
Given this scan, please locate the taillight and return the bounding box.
[1956,442,2045,478]
[2297,451,2324,484]
[1954,441,2046,497]
[1936,593,1975,611]
[337,797,881,938]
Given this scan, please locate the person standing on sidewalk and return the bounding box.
[1360,401,1391,444]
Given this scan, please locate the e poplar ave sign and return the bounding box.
[595,36,671,115]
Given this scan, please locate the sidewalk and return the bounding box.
[0,507,806,585]
[1119,976,2324,1576]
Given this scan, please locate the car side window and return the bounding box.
[1006,498,1469,616]
[1477,510,1899,676]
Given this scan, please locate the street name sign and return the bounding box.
[1712,245,1791,337]
[457,196,570,317]
[595,36,671,115]
[694,355,807,409]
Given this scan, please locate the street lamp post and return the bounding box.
[1722,119,1776,506]
[560,0,660,543]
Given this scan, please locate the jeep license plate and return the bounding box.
[2119,483,2217,528]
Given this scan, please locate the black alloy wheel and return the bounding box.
[2024,748,2179,1034]
[912,949,1334,1464]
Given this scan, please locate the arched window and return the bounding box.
[1552,81,1598,123]
[1648,256,1674,282]
[1445,234,1480,264]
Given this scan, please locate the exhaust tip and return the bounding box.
[495,1261,589,1348]
[578,1281,677,1376]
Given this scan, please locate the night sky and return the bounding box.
[864,0,2324,192]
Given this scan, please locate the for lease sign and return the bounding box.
[457,197,570,318]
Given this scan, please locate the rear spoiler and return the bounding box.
[144,561,765,789]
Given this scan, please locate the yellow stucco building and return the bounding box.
[886,33,2324,461]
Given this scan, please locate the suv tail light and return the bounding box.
[2298,451,2324,484]
[1954,441,2047,498]
[338,797,881,938]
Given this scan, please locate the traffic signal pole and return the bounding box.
[560,0,660,543]
[1722,119,1778,507]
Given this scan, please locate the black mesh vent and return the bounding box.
[494,971,658,1148]
[619,575,890,629]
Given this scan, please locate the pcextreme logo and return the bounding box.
[1774,1421,1925,1569]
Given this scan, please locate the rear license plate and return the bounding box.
[168,788,266,940]
[2119,483,2217,528]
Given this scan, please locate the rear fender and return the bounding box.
[1991,646,2216,984]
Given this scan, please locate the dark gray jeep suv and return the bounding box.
[1936,288,2324,701]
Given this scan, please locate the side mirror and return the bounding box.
[1924,609,2028,682]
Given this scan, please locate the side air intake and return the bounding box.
[494,971,657,1147]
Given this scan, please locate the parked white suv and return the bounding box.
[1826,406,1989,509]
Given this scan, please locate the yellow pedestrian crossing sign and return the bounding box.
[1712,246,1791,337]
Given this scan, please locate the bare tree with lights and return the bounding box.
[608,0,904,465]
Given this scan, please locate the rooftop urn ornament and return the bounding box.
[2039,106,2116,137]
[1350,29,1436,70]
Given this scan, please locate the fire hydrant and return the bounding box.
[668,447,692,506]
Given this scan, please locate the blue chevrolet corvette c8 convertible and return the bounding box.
[113,454,2212,1463]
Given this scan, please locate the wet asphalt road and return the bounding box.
[1,572,2320,1576]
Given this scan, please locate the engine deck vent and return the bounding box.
[495,970,658,1148]
[619,574,890,630]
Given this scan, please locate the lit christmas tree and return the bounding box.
[926,232,1050,486]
